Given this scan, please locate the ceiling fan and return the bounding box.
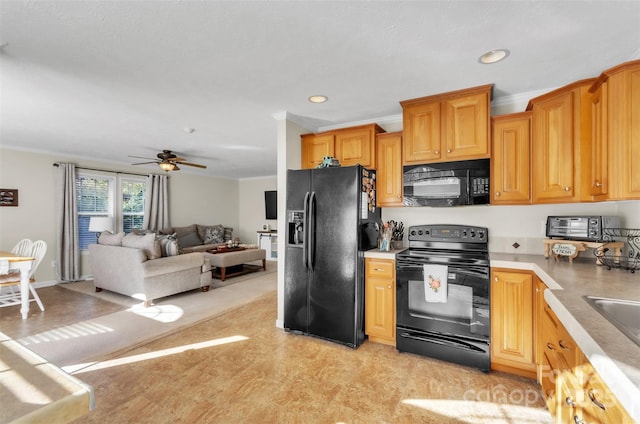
[129,150,207,172]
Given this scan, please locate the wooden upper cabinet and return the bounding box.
[301,133,334,169]
[590,59,640,200]
[376,132,403,207]
[527,79,594,203]
[589,82,609,199]
[300,123,383,170]
[401,84,492,164]
[401,101,441,162]
[491,112,532,204]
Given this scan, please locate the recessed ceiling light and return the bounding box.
[479,49,510,64]
[184,127,195,133]
[309,95,328,103]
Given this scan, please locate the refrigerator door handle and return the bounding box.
[308,191,316,270]
[302,191,310,270]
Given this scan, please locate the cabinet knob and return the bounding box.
[558,340,571,351]
[495,192,500,197]
[594,181,602,187]
[494,277,499,282]
[546,342,556,351]
[374,268,383,272]
[565,396,576,407]
[434,150,439,155]
[387,285,392,289]
[564,186,571,191]
[573,416,586,424]
[447,149,452,153]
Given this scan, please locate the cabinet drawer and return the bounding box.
[581,365,635,423]
[366,259,394,278]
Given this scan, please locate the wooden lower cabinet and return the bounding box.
[539,298,634,423]
[490,269,536,378]
[365,258,396,346]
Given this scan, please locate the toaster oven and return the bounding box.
[546,216,621,242]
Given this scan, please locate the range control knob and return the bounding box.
[410,230,417,236]
[418,230,423,235]
[470,231,476,238]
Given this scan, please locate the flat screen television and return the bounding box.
[265,190,277,220]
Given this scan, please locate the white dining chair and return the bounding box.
[11,239,33,257]
[0,240,46,311]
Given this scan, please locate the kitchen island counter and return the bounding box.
[491,253,640,422]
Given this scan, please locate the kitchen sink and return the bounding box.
[584,296,640,347]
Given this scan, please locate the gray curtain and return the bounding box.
[55,163,80,282]
[143,174,169,231]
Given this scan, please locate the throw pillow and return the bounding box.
[204,225,225,244]
[122,232,162,259]
[157,233,182,257]
[224,227,233,242]
[178,230,202,248]
[98,231,125,246]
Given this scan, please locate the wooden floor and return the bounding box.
[0,286,552,423]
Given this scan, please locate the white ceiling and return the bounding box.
[1,1,639,179]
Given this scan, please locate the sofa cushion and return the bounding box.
[98,231,125,246]
[122,232,162,259]
[178,231,202,248]
[224,227,234,242]
[157,233,182,257]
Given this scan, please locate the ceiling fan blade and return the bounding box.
[172,157,188,162]
[128,155,157,161]
[132,161,160,165]
[179,161,207,169]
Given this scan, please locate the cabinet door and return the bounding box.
[335,127,375,168]
[491,112,531,204]
[376,132,403,207]
[365,259,395,346]
[490,269,536,378]
[443,90,490,160]
[606,61,640,200]
[531,90,577,202]
[402,101,441,163]
[301,133,334,169]
[590,82,609,199]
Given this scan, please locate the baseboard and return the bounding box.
[275,319,284,329]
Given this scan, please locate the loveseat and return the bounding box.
[88,231,212,306]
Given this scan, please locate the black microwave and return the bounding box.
[403,159,490,207]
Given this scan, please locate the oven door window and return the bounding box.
[397,265,490,339]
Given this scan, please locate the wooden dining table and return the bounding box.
[0,250,35,319]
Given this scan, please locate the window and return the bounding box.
[76,172,147,250]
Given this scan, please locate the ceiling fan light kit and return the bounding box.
[129,150,206,172]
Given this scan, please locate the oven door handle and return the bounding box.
[399,332,487,353]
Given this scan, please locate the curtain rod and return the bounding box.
[52,163,168,178]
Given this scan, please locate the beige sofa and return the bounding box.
[89,234,212,306]
[159,224,234,253]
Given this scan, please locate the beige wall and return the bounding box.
[0,147,252,283]
[238,177,277,245]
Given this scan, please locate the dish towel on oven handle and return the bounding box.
[423,264,448,303]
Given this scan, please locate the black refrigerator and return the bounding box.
[284,165,380,348]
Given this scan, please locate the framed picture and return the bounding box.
[0,189,18,206]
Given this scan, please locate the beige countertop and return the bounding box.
[363,248,406,259]
[491,253,640,421]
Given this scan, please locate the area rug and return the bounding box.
[19,264,277,372]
